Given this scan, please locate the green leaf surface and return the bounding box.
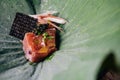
[0,0,120,80]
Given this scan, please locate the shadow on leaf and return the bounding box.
[97,51,120,80]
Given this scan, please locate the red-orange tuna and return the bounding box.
[22,27,56,62]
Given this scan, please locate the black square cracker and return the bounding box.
[9,12,37,40]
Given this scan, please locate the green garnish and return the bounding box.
[43,32,54,40]
[43,32,49,39]
[47,36,54,39]
[37,31,41,35]
[46,54,55,60]
[34,24,48,35]
[29,61,37,66]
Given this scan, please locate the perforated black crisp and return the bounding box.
[9,12,37,40]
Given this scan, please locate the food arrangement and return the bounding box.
[9,12,66,62]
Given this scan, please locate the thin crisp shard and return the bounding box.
[48,21,64,32]
[29,12,66,32]
[44,15,67,24]
[30,14,67,24]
